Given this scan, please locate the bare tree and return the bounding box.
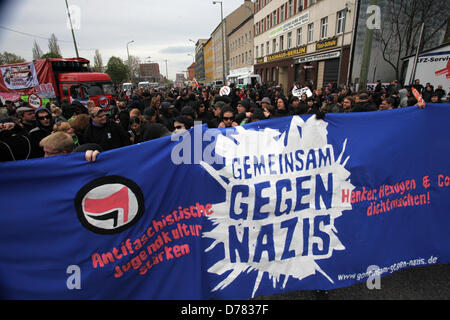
[93,49,103,72]
[375,0,449,82]
[48,33,61,57]
[127,55,141,82]
[32,40,43,60]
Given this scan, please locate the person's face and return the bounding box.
[380,101,392,110]
[131,122,140,131]
[92,111,107,125]
[37,111,51,127]
[173,121,186,134]
[431,96,439,103]
[213,107,221,117]
[22,111,35,123]
[343,99,352,110]
[301,94,307,101]
[307,100,314,107]
[292,100,299,107]
[65,127,75,136]
[222,111,234,127]
[237,104,245,114]
[277,99,285,110]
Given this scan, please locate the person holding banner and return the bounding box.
[218,106,238,128]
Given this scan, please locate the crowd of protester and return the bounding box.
[0,78,447,162]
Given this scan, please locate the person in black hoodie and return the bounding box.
[352,92,378,113]
[273,97,293,118]
[0,120,31,161]
[29,107,54,158]
[83,107,130,151]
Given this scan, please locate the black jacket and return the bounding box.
[83,120,131,151]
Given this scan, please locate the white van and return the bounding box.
[138,81,150,89]
[236,74,261,88]
[122,82,132,91]
[212,80,224,88]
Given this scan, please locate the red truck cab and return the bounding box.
[59,72,114,109]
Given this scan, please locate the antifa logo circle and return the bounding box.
[98,96,109,108]
[75,176,145,234]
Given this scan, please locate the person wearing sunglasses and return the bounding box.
[28,107,54,158]
[218,106,238,129]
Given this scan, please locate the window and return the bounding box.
[280,35,284,51]
[261,43,264,56]
[308,23,314,43]
[297,27,303,46]
[273,11,277,25]
[267,15,270,29]
[298,0,303,12]
[287,31,292,49]
[280,5,285,22]
[266,41,270,55]
[245,52,248,64]
[309,0,316,6]
[288,0,293,17]
[337,10,345,34]
[245,34,248,43]
[273,38,277,53]
[261,19,265,32]
[256,45,259,58]
[320,17,328,39]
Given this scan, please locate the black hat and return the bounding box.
[142,123,171,141]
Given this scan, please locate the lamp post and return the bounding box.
[213,1,226,84]
[126,40,134,82]
[187,53,195,63]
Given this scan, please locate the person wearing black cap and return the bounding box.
[142,123,171,141]
[159,101,179,131]
[235,100,252,125]
[180,105,196,120]
[83,107,131,151]
[352,92,377,113]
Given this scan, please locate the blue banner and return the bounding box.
[1,104,449,299]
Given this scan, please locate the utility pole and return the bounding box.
[64,0,79,58]
[409,22,425,85]
[165,59,169,83]
[358,0,378,91]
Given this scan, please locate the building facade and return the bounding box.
[211,0,254,82]
[194,39,208,83]
[228,15,255,83]
[253,0,356,90]
[203,38,214,85]
[139,63,161,83]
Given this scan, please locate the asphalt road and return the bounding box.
[254,263,450,300]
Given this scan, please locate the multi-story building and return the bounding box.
[194,39,208,83]
[228,14,255,83]
[253,0,356,90]
[139,63,161,83]
[211,0,254,82]
[203,38,214,85]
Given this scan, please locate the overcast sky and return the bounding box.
[0,0,248,80]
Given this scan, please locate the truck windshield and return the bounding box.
[83,82,114,96]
